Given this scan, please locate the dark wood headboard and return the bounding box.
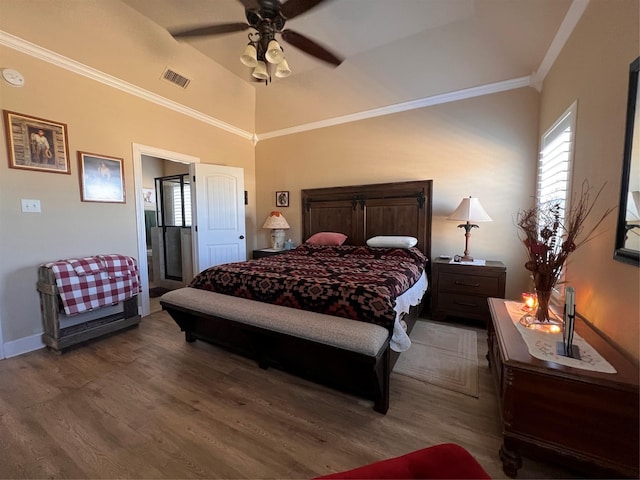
[301,180,433,262]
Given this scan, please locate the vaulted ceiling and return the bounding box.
[121,0,574,132]
[1,0,577,134]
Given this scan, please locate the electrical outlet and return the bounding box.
[21,199,41,213]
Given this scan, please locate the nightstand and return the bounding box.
[431,258,506,324]
[252,248,289,259]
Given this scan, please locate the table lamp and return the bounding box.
[447,196,492,261]
[262,211,290,250]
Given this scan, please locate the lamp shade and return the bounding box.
[252,60,269,80]
[265,39,285,64]
[275,59,292,78]
[262,211,290,230]
[447,197,493,222]
[240,44,258,67]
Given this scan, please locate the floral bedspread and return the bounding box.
[189,244,427,331]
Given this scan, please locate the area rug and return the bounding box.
[393,320,479,398]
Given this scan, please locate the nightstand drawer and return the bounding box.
[438,292,490,319]
[439,272,501,296]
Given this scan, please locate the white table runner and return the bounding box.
[504,301,616,374]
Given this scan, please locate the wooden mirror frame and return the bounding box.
[614,56,640,266]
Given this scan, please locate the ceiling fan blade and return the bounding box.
[280,0,329,20]
[281,29,343,66]
[171,22,250,39]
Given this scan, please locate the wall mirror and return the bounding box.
[614,56,640,266]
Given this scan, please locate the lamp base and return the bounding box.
[271,229,286,250]
[460,254,474,261]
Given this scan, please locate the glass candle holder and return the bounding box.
[521,292,538,312]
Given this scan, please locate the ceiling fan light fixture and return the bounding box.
[275,59,292,78]
[252,60,269,80]
[265,39,285,64]
[240,43,258,67]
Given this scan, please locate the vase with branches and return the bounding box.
[516,181,614,327]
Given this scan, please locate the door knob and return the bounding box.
[239,235,245,239]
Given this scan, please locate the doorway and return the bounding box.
[133,144,199,317]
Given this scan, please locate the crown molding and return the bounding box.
[1,30,534,144]
[257,76,532,141]
[530,0,589,91]
[0,31,253,141]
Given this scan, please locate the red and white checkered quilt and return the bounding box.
[45,254,141,315]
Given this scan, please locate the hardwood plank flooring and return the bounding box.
[0,309,580,479]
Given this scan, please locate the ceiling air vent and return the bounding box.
[162,68,191,89]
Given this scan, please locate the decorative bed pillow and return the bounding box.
[306,232,348,246]
[366,236,418,249]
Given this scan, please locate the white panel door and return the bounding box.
[190,163,246,275]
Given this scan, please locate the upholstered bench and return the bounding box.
[315,443,491,479]
[161,287,389,356]
[160,287,395,413]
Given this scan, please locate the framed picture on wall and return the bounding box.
[3,110,71,174]
[276,191,289,207]
[143,188,156,210]
[78,151,126,203]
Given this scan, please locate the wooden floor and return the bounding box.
[0,305,579,479]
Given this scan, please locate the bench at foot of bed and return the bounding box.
[159,287,394,414]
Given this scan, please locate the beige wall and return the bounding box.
[0,47,255,344]
[1,0,638,363]
[538,0,639,360]
[256,88,541,301]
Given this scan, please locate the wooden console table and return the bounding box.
[487,298,639,478]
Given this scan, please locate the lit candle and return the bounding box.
[522,292,538,311]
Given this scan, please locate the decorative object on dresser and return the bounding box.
[431,257,505,324]
[447,196,492,261]
[262,210,290,250]
[487,298,639,479]
[516,181,614,330]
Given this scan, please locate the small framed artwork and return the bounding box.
[276,190,289,207]
[143,188,156,210]
[78,151,126,203]
[3,110,70,174]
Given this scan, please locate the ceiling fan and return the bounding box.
[170,0,344,83]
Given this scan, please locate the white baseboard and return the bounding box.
[3,333,46,359]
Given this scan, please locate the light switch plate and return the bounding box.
[21,199,41,213]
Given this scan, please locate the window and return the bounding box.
[537,101,577,296]
[173,182,192,227]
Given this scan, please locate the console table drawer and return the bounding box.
[439,272,502,296]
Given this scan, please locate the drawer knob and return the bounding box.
[454,280,480,288]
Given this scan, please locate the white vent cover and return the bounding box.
[162,68,191,89]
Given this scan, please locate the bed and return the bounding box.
[160,180,433,413]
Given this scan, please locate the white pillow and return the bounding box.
[366,236,418,249]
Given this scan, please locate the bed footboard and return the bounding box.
[160,288,395,413]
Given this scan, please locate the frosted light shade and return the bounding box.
[265,40,284,64]
[275,59,291,78]
[447,197,493,222]
[252,60,268,80]
[240,44,258,67]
